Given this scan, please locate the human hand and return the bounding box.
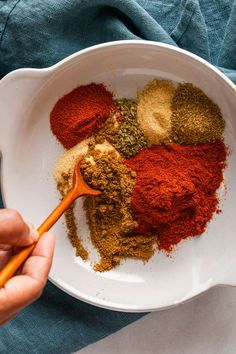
[0,209,55,325]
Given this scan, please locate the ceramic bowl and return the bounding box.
[1,40,236,312]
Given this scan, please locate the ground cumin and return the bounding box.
[56,174,88,261]
[64,207,88,260]
[171,83,225,144]
[81,148,155,272]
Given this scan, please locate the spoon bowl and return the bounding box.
[72,161,101,198]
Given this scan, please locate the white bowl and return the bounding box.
[1,40,236,312]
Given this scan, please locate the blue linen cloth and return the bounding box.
[0,0,236,353]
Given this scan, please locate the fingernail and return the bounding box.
[27,222,38,242]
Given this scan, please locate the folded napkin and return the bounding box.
[0,0,236,353]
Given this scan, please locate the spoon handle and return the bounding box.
[0,189,76,288]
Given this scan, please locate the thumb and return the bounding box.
[0,209,38,246]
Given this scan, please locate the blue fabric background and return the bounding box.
[0,0,236,353]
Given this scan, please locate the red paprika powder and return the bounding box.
[50,83,117,149]
[125,141,227,252]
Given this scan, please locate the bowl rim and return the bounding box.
[1,39,236,93]
[1,39,236,312]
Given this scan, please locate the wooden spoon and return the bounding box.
[0,161,101,288]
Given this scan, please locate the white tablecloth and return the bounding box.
[79,286,236,354]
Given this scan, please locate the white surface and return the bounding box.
[0,40,236,312]
[79,287,236,354]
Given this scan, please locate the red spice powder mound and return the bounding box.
[125,141,227,252]
[50,83,117,149]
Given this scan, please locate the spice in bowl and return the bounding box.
[114,99,148,158]
[125,140,226,252]
[137,79,175,144]
[51,80,227,271]
[50,83,117,149]
[170,83,225,145]
[81,147,155,271]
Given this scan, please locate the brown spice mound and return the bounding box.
[81,149,155,272]
[64,207,88,260]
[171,83,225,145]
[57,173,88,260]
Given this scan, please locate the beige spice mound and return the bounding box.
[53,138,92,194]
[137,79,176,144]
